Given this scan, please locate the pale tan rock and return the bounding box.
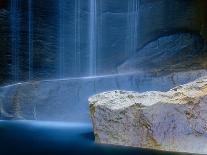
[89,76,207,154]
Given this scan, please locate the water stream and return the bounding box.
[28,0,33,80]
[10,0,20,82]
[58,0,65,78]
[89,0,97,76]
[127,0,140,56]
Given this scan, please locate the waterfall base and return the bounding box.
[1,70,207,122]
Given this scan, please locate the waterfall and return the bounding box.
[58,0,65,78]
[89,0,97,76]
[132,0,139,55]
[28,0,33,80]
[75,0,81,76]
[127,0,140,56]
[10,0,20,82]
[96,0,103,75]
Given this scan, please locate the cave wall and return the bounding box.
[0,0,207,85]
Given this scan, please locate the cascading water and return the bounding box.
[10,0,20,82]
[58,0,81,78]
[89,0,97,76]
[127,0,140,56]
[6,0,140,81]
[58,0,65,78]
[74,0,81,76]
[96,0,102,75]
[28,0,33,80]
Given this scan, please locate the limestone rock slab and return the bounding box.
[89,76,207,154]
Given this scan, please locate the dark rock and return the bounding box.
[118,33,207,75]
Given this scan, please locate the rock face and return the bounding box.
[89,76,207,154]
[118,33,207,75]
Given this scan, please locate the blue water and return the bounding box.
[0,121,189,155]
[74,0,81,76]
[28,0,33,80]
[10,0,20,82]
[127,0,140,56]
[89,0,97,76]
[58,0,65,78]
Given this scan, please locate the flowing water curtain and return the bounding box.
[74,0,81,76]
[96,0,103,75]
[10,0,21,82]
[57,0,99,77]
[58,0,65,78]
[28,0,33,80]
[58,0,83,78]
[89,0,97,76]
[126,0,140,57]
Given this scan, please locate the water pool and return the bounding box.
[0,121,192,155]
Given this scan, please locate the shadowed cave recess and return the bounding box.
[0,0,207,122]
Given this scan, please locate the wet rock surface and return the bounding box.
[0,9,10,84]
[119,33,207,75]
[89,75,207,154]
[1,70,207,122]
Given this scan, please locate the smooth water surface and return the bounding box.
[0,121,192,155]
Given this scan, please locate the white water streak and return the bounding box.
[89,0,97,75]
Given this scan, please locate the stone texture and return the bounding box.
[89,76,207,154]
[1,70,207,122]
[0,9,10,84]
[119,33,207,75]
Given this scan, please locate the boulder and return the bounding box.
[89,76,207,154]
